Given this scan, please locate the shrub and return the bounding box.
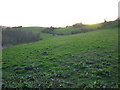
[71,28,89,34]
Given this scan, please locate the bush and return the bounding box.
[72,23,83,27]
[42,26,55,34]
[71,28,89,34]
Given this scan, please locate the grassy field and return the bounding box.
[22,27,45,33]
[22,27,54,40]
[53,27,81,34]
[2,22,118,88]
[53,23,102,35]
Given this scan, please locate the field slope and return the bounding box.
[2,23,118,88]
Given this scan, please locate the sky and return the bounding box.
[0,0,119,27]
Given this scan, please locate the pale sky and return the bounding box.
[0,0,119,27]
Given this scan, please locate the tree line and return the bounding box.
[2,26,41,47]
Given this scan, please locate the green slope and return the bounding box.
[2,23,118,88]
[53,23,102,35]
[22,27,54,40]
[53,27,81,34]
[22,27,45,33]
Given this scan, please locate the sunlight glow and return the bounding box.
[0,0,119,27]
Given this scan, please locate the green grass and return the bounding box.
[53,27,81,34]
[53,23,103,35]
[83,23,102,29]
[22,27,54,40]
[22,27,45,33]
[40,33,54,40]
[2,23,118,88]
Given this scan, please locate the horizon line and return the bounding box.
[0,18,118,28]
